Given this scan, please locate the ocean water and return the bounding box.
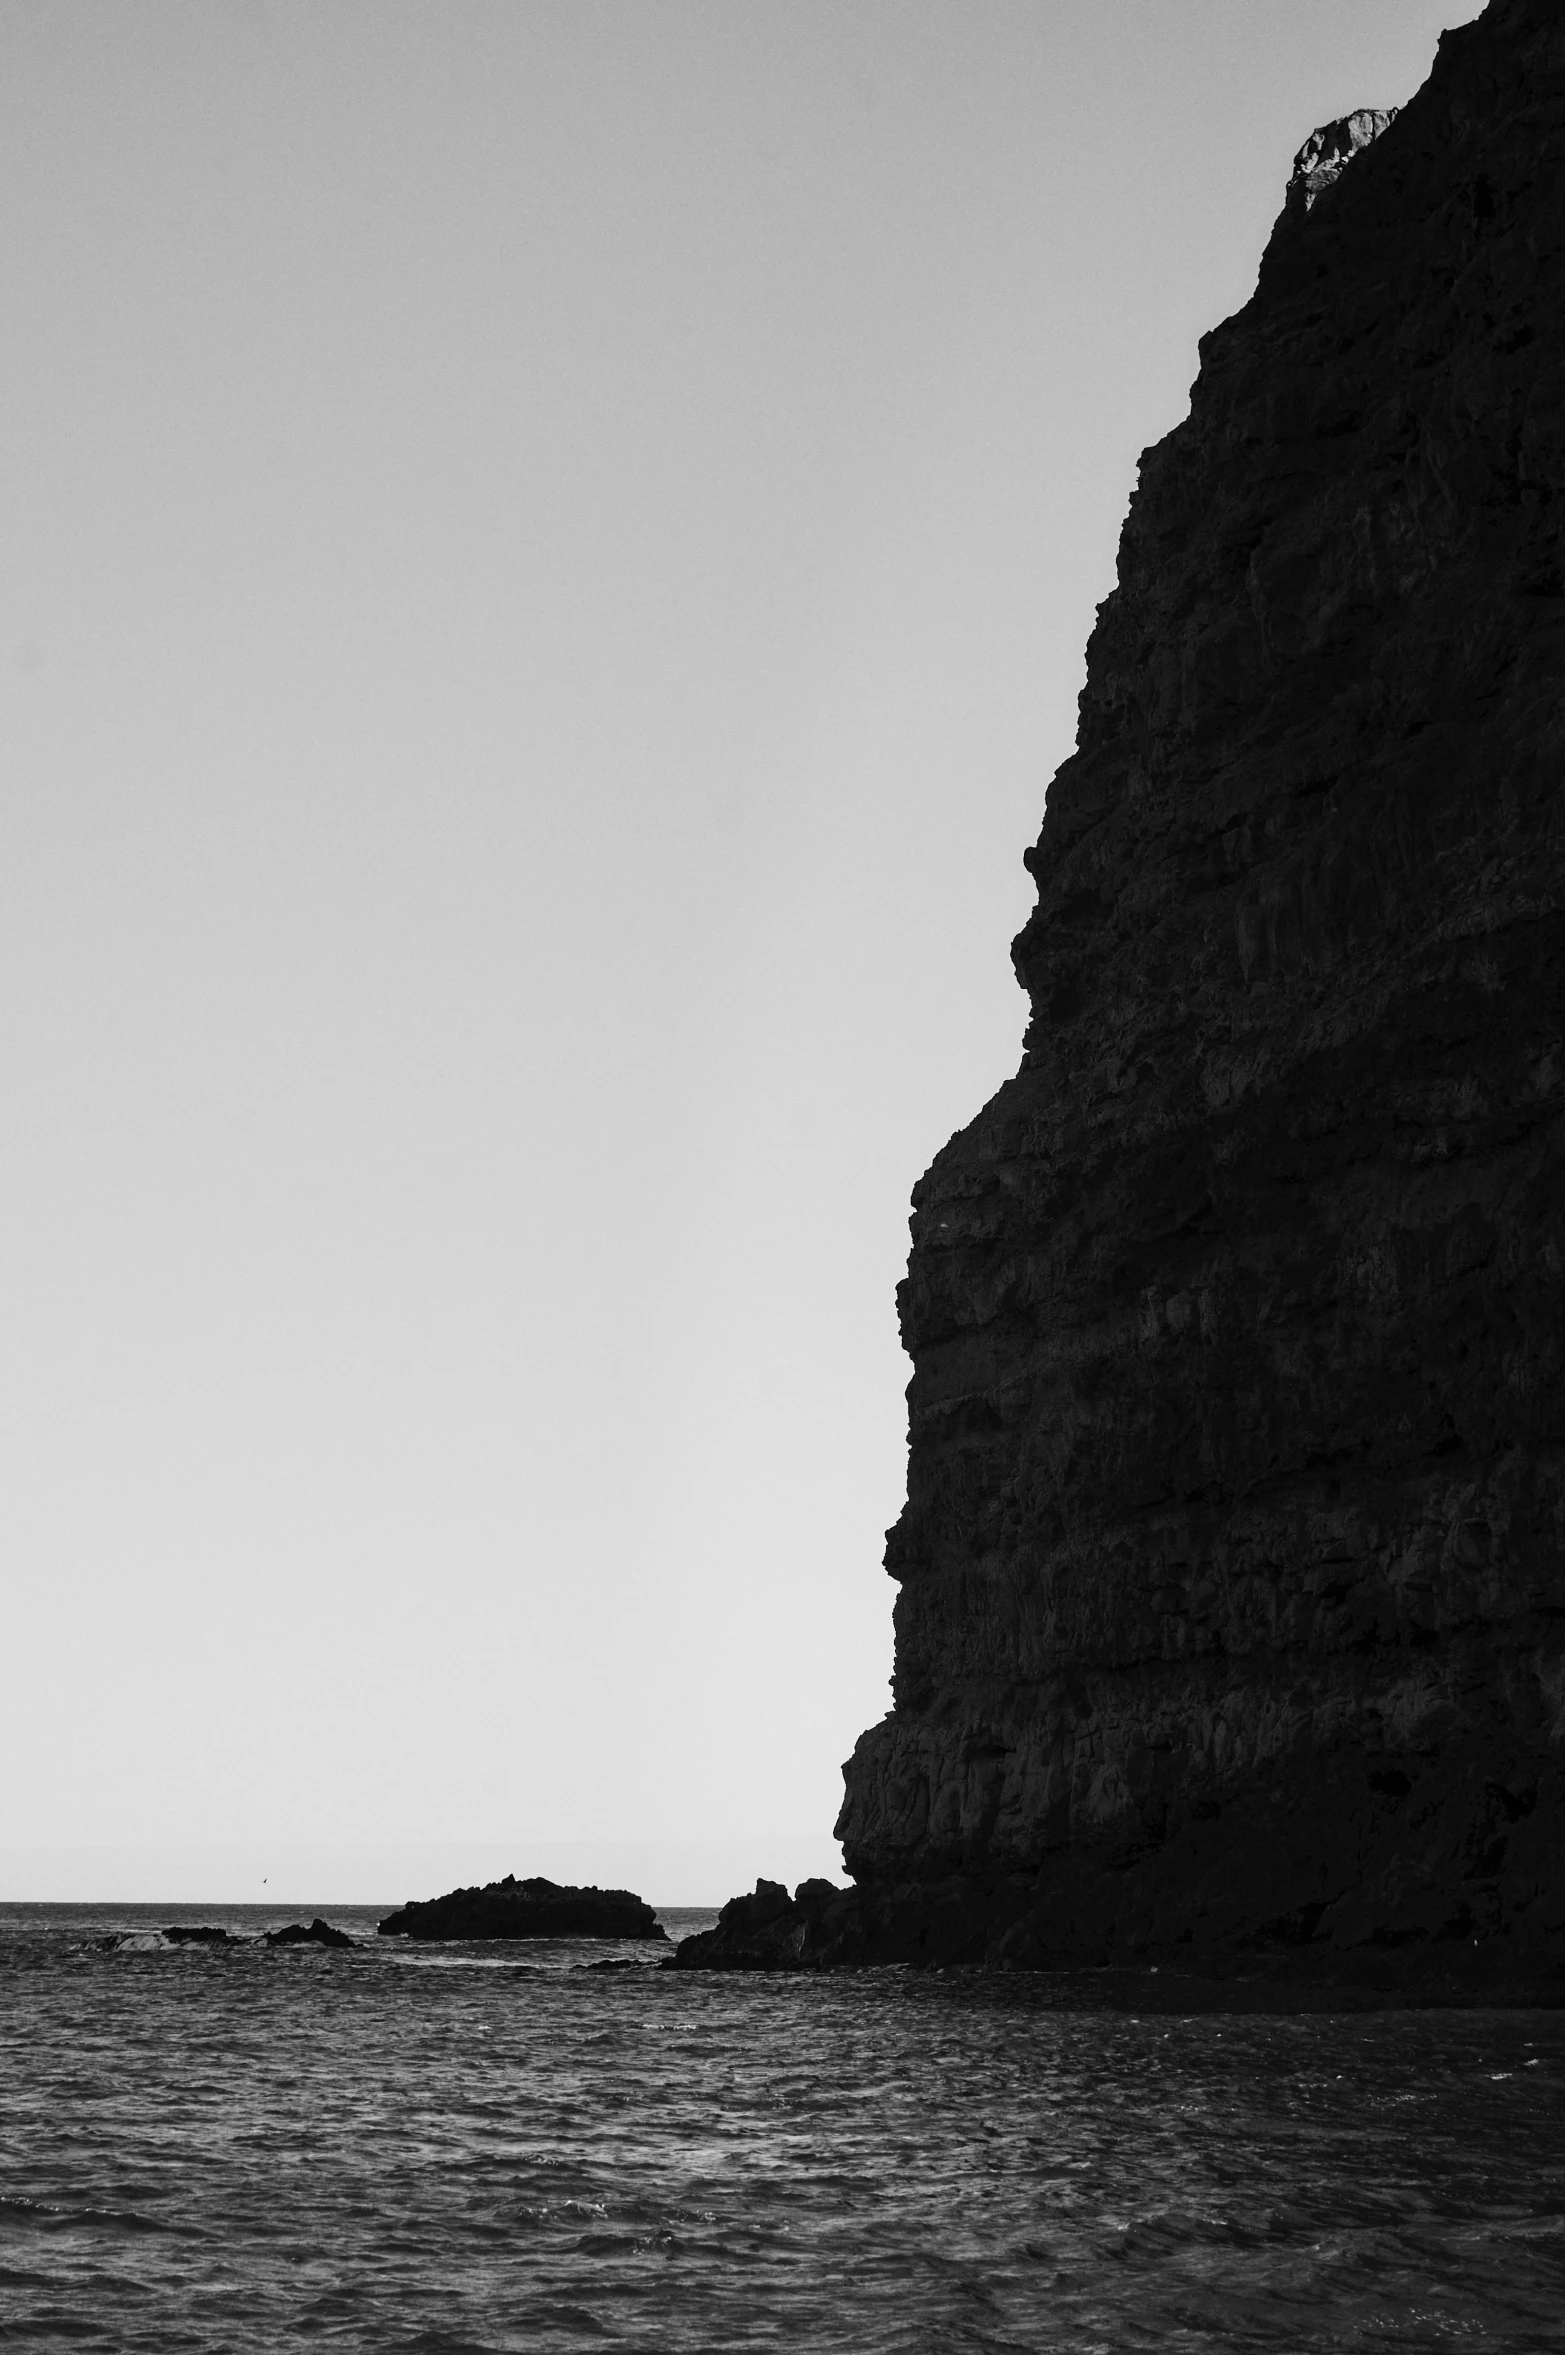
[2,1904,1562,2352]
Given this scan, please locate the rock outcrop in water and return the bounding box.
[265,1917,356,1950]
[378,1876,666,1941]
[686,0,1565,1994]
[670,1879,858,1971]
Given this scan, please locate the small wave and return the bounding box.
[0,2196,190,2240]
[0,2264,57,2292]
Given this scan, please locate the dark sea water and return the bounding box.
[3,1905,1563,2352]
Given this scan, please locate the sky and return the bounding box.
[1,0,1483,1906]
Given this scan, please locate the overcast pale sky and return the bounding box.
[2,0,1481,1904]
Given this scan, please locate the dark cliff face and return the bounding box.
[836,0,1565,1987]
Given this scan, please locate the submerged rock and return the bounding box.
[377,1876,667,1942]
[813,0,1565,1997]
[264,1917,356,1949]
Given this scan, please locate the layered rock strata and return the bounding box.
[819,0,1565,1992]
[378,1876,666,1941]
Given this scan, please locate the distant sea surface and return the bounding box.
[3,1904,1563,2352]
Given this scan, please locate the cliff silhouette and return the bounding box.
[679,0,1565,1994]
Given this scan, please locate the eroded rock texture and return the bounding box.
[837,0,1565,1992]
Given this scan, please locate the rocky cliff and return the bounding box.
[823,0,1565,1992]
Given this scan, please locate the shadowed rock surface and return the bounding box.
[163,1925,232,1946]
[265,1918,356,1949]
[378,1876,667,1942]
[669,1880,860,1971]
[685,0,1565,1995]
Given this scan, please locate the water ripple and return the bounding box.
[2,1905,1562,2350]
